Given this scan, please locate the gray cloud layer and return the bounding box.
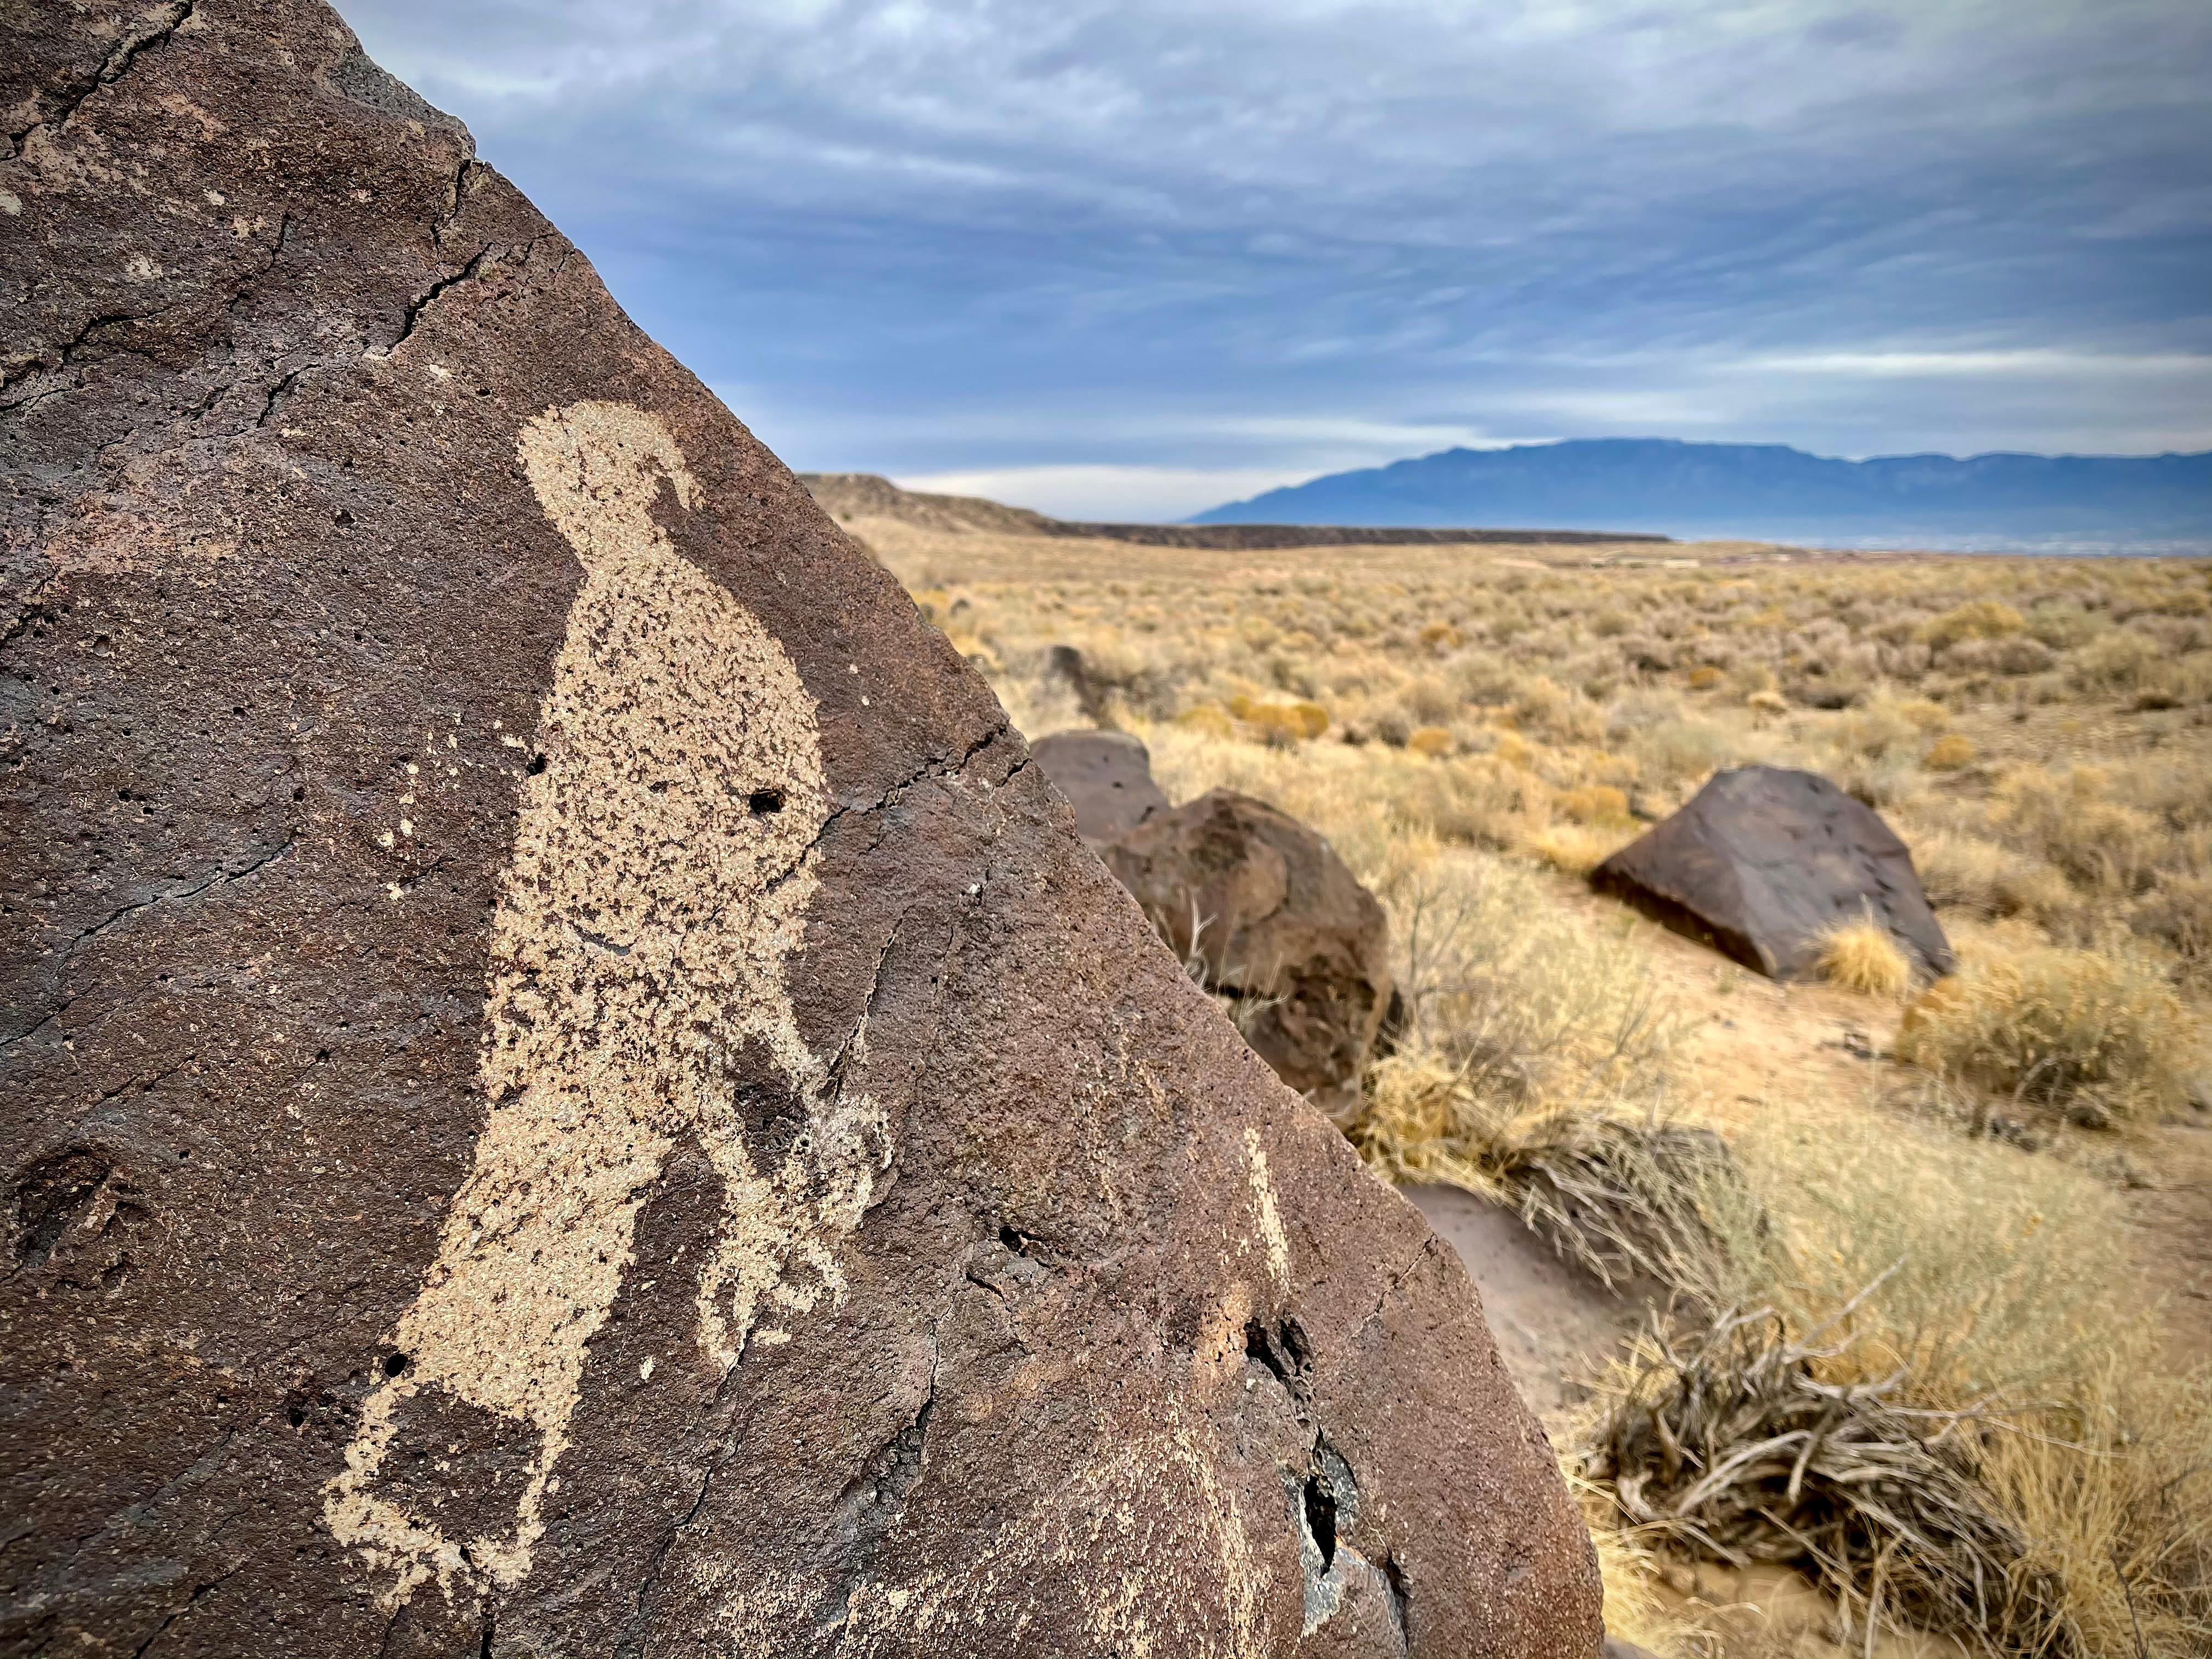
[345,0,2212,517]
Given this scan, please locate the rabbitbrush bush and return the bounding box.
[1894,941,2192,1125]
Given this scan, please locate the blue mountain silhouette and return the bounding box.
[1191,439,2212,548]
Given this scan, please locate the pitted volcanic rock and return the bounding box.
[1032,727,1170,843]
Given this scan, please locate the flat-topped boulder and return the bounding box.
[0,5,1599,1657]
[1032,727,1171,842]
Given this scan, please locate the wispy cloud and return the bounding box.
[346,0,2212,516]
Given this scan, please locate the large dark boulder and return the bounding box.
[1101,792,1396,1122]
[0,6,1601,1657]
[1591,766,1953,981]
[1031,727,1169,843]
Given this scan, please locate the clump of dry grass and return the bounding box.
[1228,692,1330,746]
[1589,1295,2065,1650]
[1894,941,2194,1126]
[1374,851,1684,1094]
[1813,916,1916,999]
[1914,828,2076,929]
[1587,1120,2212,1655]
[1525,820,1632,876]
[1512,1115,1761,1298]
[1925,732,1977,770]
[1344,851,1762,1300]
[1921,599,2025,651]
[1356,1051,1759,1299]
[1980,1361,2212,1658]
[2136,870,2212,988]
[1593,1318,2212,1656]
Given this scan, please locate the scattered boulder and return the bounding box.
[1041,642,1114,725]
[0,7,1601,1657]
[1101,792,1396,1121]
[1032,728,1169,843]
[1592,766,1953,981]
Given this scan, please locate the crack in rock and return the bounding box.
[5,2,196,156]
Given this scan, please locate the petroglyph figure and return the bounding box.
[323,402,886,1607]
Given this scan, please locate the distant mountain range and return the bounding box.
[1192,439,2212,551]
[798,472,1664,549]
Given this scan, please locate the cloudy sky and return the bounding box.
[345,1,2212,520]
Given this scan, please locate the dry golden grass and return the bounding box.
[1980,1361,2212,1658]
[1591,1305,2065,1649]
[1925,732,1977,770]
[865,510,2212,1001]
[844,489,2212,1656]
[1527,820,1633,875]
[1815,917,1917,999]
[1582,1115,2212,1655]
[1894,941,2197,1127]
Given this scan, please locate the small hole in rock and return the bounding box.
[1303,1472,1337,1571]
[383,1352,409,1378]
[1244,1321,1289,1385]
[526,754,549,776]
[748,788,785,815]
[287,1404,306,1427]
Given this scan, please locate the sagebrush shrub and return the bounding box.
[1895,944,2192,1125]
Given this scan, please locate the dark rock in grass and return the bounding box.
[1042,642,1115,725]
[0,4,1600,1655]
[1592,765,1953,981]
[1032,727,1170,843]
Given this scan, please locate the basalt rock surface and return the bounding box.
[0,5,1601,1657]
[1592,765,1953,981]
[1031,727,1169,843]
[1101,792,1396,1121]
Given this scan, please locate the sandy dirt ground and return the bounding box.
[2125,1117,2212,1370]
